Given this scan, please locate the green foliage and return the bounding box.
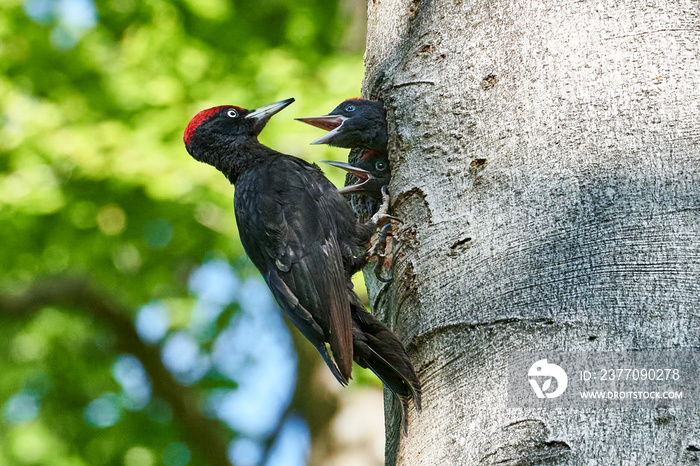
[0,0,367,463]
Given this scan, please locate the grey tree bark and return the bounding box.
[361,0,700,464]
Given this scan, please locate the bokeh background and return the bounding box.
[0,0,386,464]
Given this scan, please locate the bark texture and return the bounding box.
[362,0,700,464]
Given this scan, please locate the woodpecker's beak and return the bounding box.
[247,98,295,133]
[295,115,347,145]
[322,160,373,194]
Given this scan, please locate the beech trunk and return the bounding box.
[362,1,700,464]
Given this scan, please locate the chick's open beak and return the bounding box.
[295,115,347,145]
[321,160,373,194]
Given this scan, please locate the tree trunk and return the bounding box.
[362,0,700,464]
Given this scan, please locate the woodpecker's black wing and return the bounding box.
[233,153,354,384]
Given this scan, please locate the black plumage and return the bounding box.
[184,99,420,421]
[297,98,391,222]
[323,150,390,198]
[295,98,388,151]
[298,98,421,420]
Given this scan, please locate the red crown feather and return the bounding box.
[184,106,243,147]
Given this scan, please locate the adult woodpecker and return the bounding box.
[183,98,420,425]
[296,99,390,222]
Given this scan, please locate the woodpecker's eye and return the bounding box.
[227,109,238,118]
[345,104,356,112]
[375,161,387,171]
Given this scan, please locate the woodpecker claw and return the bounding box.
[382,214,403,224]
[370,186,393,226]
[374,259,393,282]
[367,214,402,283]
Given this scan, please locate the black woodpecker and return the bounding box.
[295,98,388,151]
[296,98,390,222]
[322,150,390,198]
[184,98,420,425]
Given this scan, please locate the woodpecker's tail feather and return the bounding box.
[350,301,421,432]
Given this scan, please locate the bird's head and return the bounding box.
[322,150,390,196]
[295,98,388,151]
[184,98,295,166]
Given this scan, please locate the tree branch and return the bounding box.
[0,277,233,466]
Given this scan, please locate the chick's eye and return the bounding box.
[345,104,356,112]
[375,161,387,171]
[227,109,238,118]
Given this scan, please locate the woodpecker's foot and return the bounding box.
[367,217,393,258]
[373,244,394,282]
[365,186,403,282]
[374,264,392,282]
[373,222,395,282]
[369,185,395,227]
[367,218,402,282]
[375,228,406,283]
